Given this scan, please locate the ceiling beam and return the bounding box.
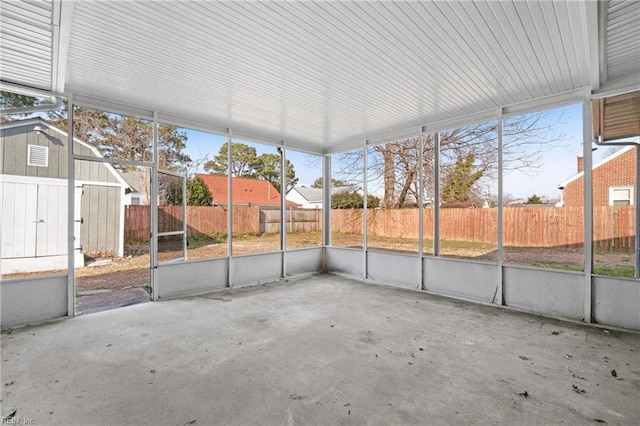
[52,0,75,94]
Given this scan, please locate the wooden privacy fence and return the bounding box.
[125,205,636,250]
[261,209,321,234]
[331,206,636,250]
[124,206,319,242]
[125,205,260,242]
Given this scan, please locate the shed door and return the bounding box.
[1,182,38,258]
[1,181,69,259]
[35,183,68,257]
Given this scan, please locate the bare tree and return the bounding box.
[334,111,566,208]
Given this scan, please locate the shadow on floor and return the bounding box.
[75,287,150,315]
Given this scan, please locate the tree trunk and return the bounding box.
[397,169,415,208]
[381,144,397,208]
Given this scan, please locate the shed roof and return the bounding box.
[1,1,638,154]
[0,118,129,189]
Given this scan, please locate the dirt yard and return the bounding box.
[3,232,634,293]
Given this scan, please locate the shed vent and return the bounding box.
[27,145,48,167]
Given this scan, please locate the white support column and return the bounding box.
[497,118,504,305]
[418,132,425,290]
[66,94,75,317]
[363,143,368,280]
[227,131,233,288]
[433,132,441,257]
[182,173,187,260]
[583,99,594,322]
[150,111,159,300]
[280,145,287,279]
[323,156,331,247]
[322,155,331,272]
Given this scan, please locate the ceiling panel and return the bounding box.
[606,0,640,81]
[0,0,53,91]
[2,0,600,152]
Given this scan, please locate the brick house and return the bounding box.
[558,146,637,207]
[195,174,298,208]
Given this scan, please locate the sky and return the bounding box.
[175,101,637,199]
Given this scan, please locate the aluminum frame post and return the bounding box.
[66,94,75,317]
[418,133,425,289]
[227,131,233,288]
[363,143,368,280]
[433,132,441,257]
[582,99,594,323]
[497,118,504,305]
[322,155,331,272]
[280,145,287,279]
[323,156,331,247]
[182,173,187,260]
[150,111,159,300]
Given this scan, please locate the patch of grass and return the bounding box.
[593,266,636,278]
[530,261,584,272]
[440,239,496,250]
[232,232,261,241]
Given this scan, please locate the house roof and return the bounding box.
[290,187,323,204]
[195,174,298,207]
[3,1,638,155]
[558,145,637,188]
[331,185,362,195]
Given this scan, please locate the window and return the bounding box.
[27,145,48,167]
[610,186,633,206]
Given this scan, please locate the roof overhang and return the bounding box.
[1,1,639,154]
[592,90,640,142]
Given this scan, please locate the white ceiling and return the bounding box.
[1,1,639,153]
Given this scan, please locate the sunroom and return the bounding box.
[1,1,639,423]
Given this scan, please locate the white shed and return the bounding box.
[0,119,129,274]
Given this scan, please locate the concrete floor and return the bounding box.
[1,274,639,426]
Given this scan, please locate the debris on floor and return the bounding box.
[2,409,17,422]
[572,384,586,394]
